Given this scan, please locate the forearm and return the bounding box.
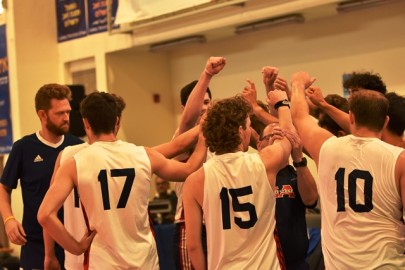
[43,230,56,257]
[0,185,14,220]
[319,102,350,133]
[40,214,82,255]
[153,126,199,158]
[291,83,310,123]
[186,135,207,174]
[178,72,212,134]
[296,167,318,207]
[253,105,278,125]
[188,246,206,270]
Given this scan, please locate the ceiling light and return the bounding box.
[235,14,305,35]
[336,0,401,13]
[150,35,206,52]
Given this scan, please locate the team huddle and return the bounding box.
[0,57,404,270]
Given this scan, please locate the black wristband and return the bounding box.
[293,157,307,168]
[274,99,290,110]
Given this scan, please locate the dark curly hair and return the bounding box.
[343,71,387,94]
[385,92,405,136]
[202,96,252,154]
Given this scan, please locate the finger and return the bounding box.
[246,79,256,88]
[19,224,27,237]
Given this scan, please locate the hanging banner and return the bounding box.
[115,0,212,25]
[87,0,119,34]
[56,0,87,42]
[0,25,13,154]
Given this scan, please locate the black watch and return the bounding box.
[293,157,307,168]
[274,99,290,110]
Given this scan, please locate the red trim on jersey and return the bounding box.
[178,222,194,270]
[148,210,156,239]
[81,202,91,270]
[274,227,286,270]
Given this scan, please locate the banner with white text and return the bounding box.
[87,0,119,34]
[56,0,87,42]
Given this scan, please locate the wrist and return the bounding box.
[204,69,214,77]
[293,157,307,168]
[3,215,15,225]
[274,99,290,110]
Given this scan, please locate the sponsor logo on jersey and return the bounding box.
[34,155,43,162]
[274,184,295,198]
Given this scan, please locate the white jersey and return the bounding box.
[74,140,159,270]
[61,143,89,270]
[203,152,281,270]
[319,135,405,269]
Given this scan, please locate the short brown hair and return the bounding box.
[80,91,126,135]
[35,84,72,112]
[349,90,388,132]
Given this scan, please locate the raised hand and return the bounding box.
[204,57,226,76]
[274,76,291,100]
[262,66,279,94]
[291,71,316,90]
[242,79,258,107]
[305,86,326,107]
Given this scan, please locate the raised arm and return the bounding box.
[148,132,207,182]
[290,72,333,166]
[153,125,199,158]
[306,86,350,133]
[242,79,278,125]
[284,129,318,207]
[178,57,226,135]
[259,90,294,187]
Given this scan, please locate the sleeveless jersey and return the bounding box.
[61,143,89,270]
[203,152,281,270]
[319,135,405,269]
[74,140,159,269]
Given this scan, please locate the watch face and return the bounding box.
[282,100,290,105]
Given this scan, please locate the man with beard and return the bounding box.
[0,84,82,270]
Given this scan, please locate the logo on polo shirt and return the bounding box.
[34,155,43,162]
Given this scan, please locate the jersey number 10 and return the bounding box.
[335,168,373,213]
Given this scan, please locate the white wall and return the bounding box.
[168,0,405,113]
[106,48,176,146]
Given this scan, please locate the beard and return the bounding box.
[46,119,70,136]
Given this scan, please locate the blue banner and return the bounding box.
[0,25,13,154]
[56,0,87,42]
[87,0,119,34]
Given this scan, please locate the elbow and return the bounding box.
[37,207,51,228]
[186,240,201,255]
[302,194,318,208]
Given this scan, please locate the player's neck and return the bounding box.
[94,133,117,143]
[39,129,64,144]
[351,126,381,139]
